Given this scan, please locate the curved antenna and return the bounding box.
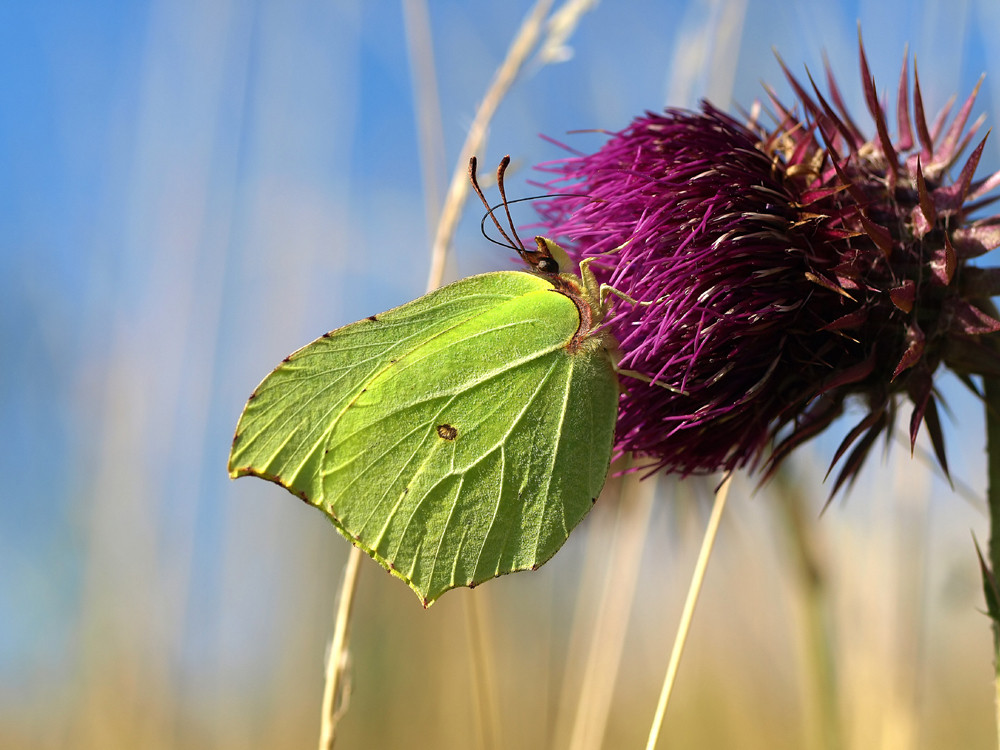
[478,214,517,249]
[469,156,520,251]
[468,155,561,274]
[477,195,564,248]
[495,156,527,251]
[479,192,597,235]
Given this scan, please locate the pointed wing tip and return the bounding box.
[405,577,442,609]
[227,455,253,479]
[228,463,314,505]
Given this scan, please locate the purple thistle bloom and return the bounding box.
[536,40,1000,492]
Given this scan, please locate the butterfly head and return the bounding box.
[470,155,569,276]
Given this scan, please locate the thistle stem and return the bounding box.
[984,375,1000,749]
[645,475,731,750]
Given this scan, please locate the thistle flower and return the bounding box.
[535,40,1000,492]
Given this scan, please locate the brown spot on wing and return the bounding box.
[436,424,458,440]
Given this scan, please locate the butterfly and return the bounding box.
[228,156,619,605]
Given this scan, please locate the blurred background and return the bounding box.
[4,0,1000,747]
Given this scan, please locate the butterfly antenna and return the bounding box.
[496,156,527,252]
[469,156,519,251]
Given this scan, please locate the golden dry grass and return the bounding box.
[6,2,1000,749]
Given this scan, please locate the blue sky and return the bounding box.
[3,0,1000,735]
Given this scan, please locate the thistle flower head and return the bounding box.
[536,40,1000,492]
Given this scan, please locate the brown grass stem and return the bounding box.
[645,475,731,750]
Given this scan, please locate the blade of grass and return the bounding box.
[318,548,362,750]
[465,592,503,750]
[566,473,657,750]
[402,0,446,242]
[645,475,731,750]
[425,0,553,291]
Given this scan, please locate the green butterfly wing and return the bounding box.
[228,270,618,605]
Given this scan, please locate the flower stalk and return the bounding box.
[983,328,1000,744]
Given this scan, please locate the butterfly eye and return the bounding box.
[536,257,559,274]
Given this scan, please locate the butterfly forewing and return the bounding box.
[229,270,618,605]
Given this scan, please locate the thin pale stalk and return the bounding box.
[425,0,553,291]
[437,8,600,741]
[993,672,1000,747]
[316,4,595,746]
[314,2,450,745]
[550,492,622,748]
[431,6,555,746]
[802,576,841,750]
[464,593,503,750]
[402,0,446,243]
[318,548,363,750]
[567,474,657,750]
[645,476,731,750]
